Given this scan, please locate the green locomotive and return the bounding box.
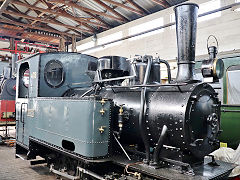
[219,55,240,149]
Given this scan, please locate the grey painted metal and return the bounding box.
[38,53,97,97]
[16,52,112,158]
[11,53,18,77]
[16,53,97,98]
[32,98,111,157]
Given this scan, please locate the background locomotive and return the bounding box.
[0,61,16,143]
[15,3,236,180]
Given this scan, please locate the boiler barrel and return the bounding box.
[101,83,221,159]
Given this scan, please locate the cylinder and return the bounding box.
[175,3,199,82]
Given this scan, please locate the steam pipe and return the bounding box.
[158,59,172,83]
[139,56,152,163]
[175,3,199,82]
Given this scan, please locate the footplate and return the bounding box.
[114,156,236,180]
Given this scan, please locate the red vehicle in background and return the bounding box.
[0,66,16,143]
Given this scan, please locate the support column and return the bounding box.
[72,34,77,52]
[59,36,66,52]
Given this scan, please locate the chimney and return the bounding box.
[174,3,199,82]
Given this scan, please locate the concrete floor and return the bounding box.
[0,145,56,180]
[0,127,56,180]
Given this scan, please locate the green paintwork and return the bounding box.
[219,56,240,149]
[220,106,240,149]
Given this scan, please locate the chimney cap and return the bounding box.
[174,3,199,11]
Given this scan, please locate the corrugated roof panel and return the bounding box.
[24,0,38,6]
[114,6,141,20]
[1,0,187,42]
[67,31,75,34]
[35,2,48,9]
[10,4,29,13]
[56,16,79,27]
[27,10,38,17]
[80,0,106,13]
[47,23,68,32]
[8,14,19,20]
[21,19,28,24]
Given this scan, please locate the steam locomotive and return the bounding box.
[15,3,236,179]
[0,62,16,143]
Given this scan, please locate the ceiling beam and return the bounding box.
[0,18,78,37]
[5,6,24,22]
[8,1,86,37]
[150,0,170,8]
[12,0,108,29]
[101,0,144,16]
[48,0,125,22]
[83,11,113,29]
[10,3,31,24]
[0,0,12,15]
[30,1,59,25]
[19,0,68,35]
[19,0,38,22]
[125,0,149,15]
[0,25,60,44]
[92,0,129,22]
[37,0,101,32]
[36,0,89,37]
[4,10,93,33]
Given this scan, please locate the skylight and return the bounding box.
[128,17,164,40]
[98,31,123,48]
[76,41,94,52]
[198,0,221,22]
